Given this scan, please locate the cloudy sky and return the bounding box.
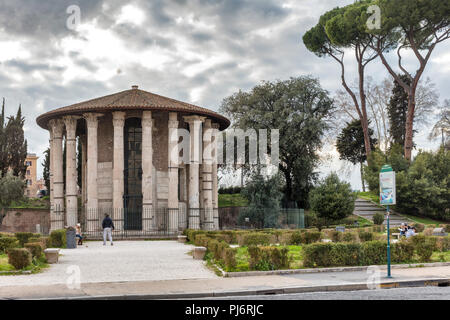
[0,0,448,189]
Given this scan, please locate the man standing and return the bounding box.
[102,213,115,246]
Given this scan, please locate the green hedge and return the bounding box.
[7,248,32,270]
[238,233,272,246]
[248,246,290,271]
[15,232,35,247]
[49,229,66,248]
[0,237,19,253]
[303,239,427,268]
[290,231,322,245]
[24,242,43,259]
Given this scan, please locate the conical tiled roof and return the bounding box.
[36,86,230,130]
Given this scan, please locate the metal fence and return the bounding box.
[49,205,219,239]
[228,208,305,230]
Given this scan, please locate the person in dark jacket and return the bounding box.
[102,214,115,246]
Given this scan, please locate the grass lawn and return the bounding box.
[357,191,448,226]
[0,253,49,274]
[210,244,450,273]
[0,254,14,272]
[218,194,248,207]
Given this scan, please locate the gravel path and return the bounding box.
[0,241,217,286]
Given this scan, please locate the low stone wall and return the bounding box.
[0,208,50,234]
[218,207,246,229]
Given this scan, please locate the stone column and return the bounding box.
[112,112,125,231]
[184,115,205,230]
[48,128,54,215]
[202,119,213,230]
[84,113,102,233]
[142,111,153,230]
[168,112,179,233]
[80,134,87,207]
[49,119,64,230]
[63,116,79,227]
[212,123,220,230]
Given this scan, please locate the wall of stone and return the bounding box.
[0,208,50,234]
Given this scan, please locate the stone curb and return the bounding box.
[219,261,450,278]
[32,277,450,300]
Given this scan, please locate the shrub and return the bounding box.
[330,243,361,266]
[248,246,290,270]
[7,248,32,270]
[302,243,333,268]
[289,231,321,245]
[373,213,384,225]
[360,241,386,266]
[445,225,450,233]
[223,248,237,270]
[413,223,425,233]
[342,232,357,242]
[309,173,357,221]
[330,231,342,242]
[371,225,385,233]
[194,234,210,247]
[392,239,415,263]
[24,242,43,259]
[0,237,19,253]
[358,231,374,242]
[435,236,450,252]
[303,231,322,244]
[15,232,34,247]
[207,239,220,259]
[0,232,14,238]
[239,232,272,246]
[185,230,207,243]
[412,236,437,262]
[49,229,66,248]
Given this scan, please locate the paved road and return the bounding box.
[191,286,450,300]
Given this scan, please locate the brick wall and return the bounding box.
[0,208,50,234]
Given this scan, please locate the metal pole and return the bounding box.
[386,205,392,278]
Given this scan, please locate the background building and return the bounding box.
[24,153,39,198]
[36,85,230,238]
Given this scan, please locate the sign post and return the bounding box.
[380,165,396,278]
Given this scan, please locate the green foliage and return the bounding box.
[248,246,290,271]
[342,232,357,242]
[358,231,374,242]
[395,148,450,221]
[373,213,385,225]
[336,120,377,165]
[0,102,27,177]
[309,173,356,221]
[49,229,67,248]
[220,76,334,207]
[0,171,26,212]
[24,242,43,259]
[42,147,50,197]
[239,232,272,246]
[412,235,438,262]
[0,237,19,253]
[330,231,342,242]
[238,172,283,228]
[289,231,322,245]
[392,239,415,263]
[219,186,242,194]
[360,241,387,266]
[223,247,237,270]
[7,248,32,270]
[14,232,34,247]
[388,75,411,146]
[435,236,450,252]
